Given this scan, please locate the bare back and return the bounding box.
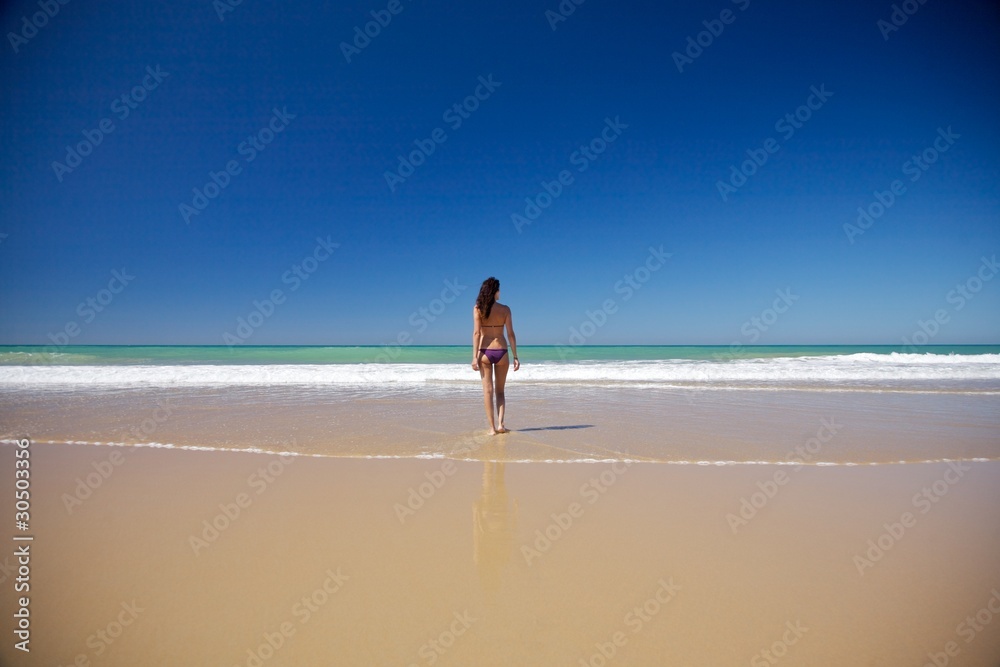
[477,303,510,349]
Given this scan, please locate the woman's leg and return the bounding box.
[494,354,510,432]
[478,354,498,434]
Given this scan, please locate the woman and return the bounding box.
[472,277,519,435]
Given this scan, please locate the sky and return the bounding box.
[1,0,998,346]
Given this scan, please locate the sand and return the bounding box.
[4,385,1000,463]
[2,440,999,666]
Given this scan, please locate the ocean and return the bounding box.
[2,345,998,464]
[1,344,999,393]
[3,343,999,365]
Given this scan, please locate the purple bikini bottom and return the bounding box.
[479,348,507,364]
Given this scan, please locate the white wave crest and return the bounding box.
[1,353,999,389]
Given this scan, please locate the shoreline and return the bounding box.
[2,437,998,467]
[3,384,998,464]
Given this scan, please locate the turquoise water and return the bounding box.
[0,344,997,365]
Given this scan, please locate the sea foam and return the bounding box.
[1,353,998,391]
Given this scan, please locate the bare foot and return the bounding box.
[497,425,510,434]
[488,428,498,435]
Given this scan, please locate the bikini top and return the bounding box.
[479,306,505,329]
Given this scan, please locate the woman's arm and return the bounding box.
[472,307,482,367]
[505,307,519,370]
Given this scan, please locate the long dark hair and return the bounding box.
[475,277,500,320]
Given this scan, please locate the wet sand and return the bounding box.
[2,441,999,666]
[3,385,1000,463]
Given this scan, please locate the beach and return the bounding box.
[1,346,999,665]
[6,0,999,663]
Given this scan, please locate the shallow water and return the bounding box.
[2,384,998,464]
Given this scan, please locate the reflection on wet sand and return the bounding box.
[4,442,1000,665]
[473,456,518,594]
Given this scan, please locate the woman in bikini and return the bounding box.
[472,277,519,435]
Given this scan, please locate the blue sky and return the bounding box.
[1,0,998,345]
